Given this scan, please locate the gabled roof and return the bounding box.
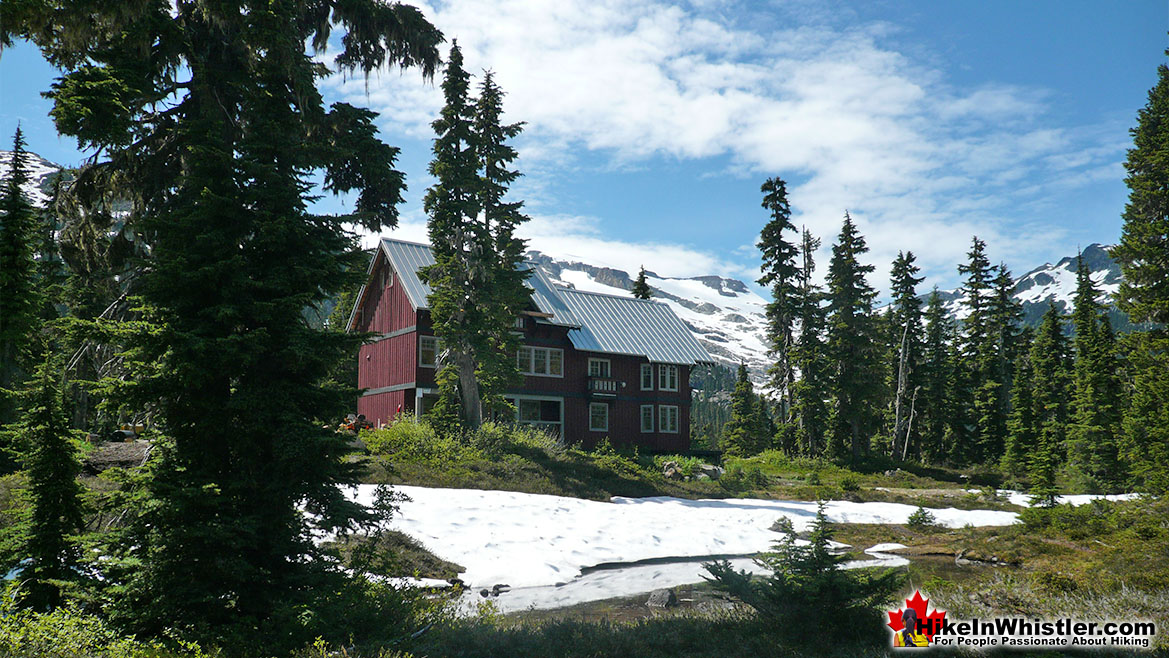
[350,237,714,366]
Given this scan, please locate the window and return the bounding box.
[640,364,653,390]
[659,405,679,433]
[517,346,563,376]
[588,358,611,378]
[640,405,654,433]
[514,316,526,330]
[381,268,394,288]
[589,403,609,432]
[510,397,563,438]
[659,364,679,391]
[419,336,440,368]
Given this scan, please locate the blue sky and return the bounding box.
[1,0,1165,295]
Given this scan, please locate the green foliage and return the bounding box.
[631,266,652,300]
[704,503,903,628]
[839,473,860,492]
[756,176,799,411]
[918,289,957,465]
[825,213,882,462]
[721,364,769,457]
[791,227,830,457]
[887,251,924,460]
[1121,333,1169,493]
[906,506,939,530]
[1027,304,1072,506]
[0,127,40,420]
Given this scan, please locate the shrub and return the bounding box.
[906,506,939,530]
[839,473,861,492]
[652,455,703,478]
[704,503,903,631]
[806,471,821,485]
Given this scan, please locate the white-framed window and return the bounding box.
[514,316,526,330]
[419,335,440,368]
[659,364,679,391]
[640,405,654,433]
[509,396,563,438]
[588,358,611,378]
[640,364,654,390]
[659,405,679,433]
[517,346,563,377]
[381,267,394,288]
[589,403,609,432]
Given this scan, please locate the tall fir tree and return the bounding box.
[0,127,40,413]
[423,48,530,428]
[1028,304,1071,506]
[1003,326,1035,478]
[756,177,800,422]
[9,0,443,643]
[953,237,994,465]
[1113,51,1169,494]
[1067,253,1124,489]
[631,266,652,300]
[918,289,956,464]
[825,213,881,461]
[13,352,84,611]
[791,228,829,457]
[887,251,924,460]
[979,264,1021,462]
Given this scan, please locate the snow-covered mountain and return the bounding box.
[0,149,63,207]
[930,243,1126,327]
[526,252,773,376]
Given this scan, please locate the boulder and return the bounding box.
[646,588,678,608]
[697,464,724,480]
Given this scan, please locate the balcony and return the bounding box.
[587,377,619,398]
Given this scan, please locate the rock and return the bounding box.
[696,473,710,481]
[492,583,510,595]
[646,588,678,608]
[697,464,724,480]
[662,461,684,480]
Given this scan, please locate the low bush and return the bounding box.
[906,506,939,530]
[652,454,703,477]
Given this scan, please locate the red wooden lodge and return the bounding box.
[347,238,715,450]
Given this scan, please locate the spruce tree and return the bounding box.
[1028,304,1071,506]
[757,177,800,423]
[0,127,40,412]
[631,266,652,300]
[10,0,443,642]
[918,289,955,464]
[825,213,881,462]
[13,352,84,611]
[953,237,994,465]
[888,251,923,459]
[1003,327,1035,478]
[979,264,1021,462]
[1113,52,1169,493]
[791,228,829,457]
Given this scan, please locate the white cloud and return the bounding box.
[325,0,1126,293]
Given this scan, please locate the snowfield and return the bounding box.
[336,485,1132,612]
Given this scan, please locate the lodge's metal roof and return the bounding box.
[353,237,714,365]
[557,288,714,365]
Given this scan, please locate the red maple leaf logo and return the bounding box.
[887,590,947,642]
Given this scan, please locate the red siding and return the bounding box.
[358,390,408,427]
[356,254,416,334]
[358,333,416,390]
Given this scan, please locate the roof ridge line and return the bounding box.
[554,285,664,305]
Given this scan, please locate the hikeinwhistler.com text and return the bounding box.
[922,617,1157,649]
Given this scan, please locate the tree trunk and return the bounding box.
[893,323,910,457]
[901,386,920,461]
[454,350,482,429]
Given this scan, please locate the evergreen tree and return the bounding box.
[791,228,829,457]
[422,47,529,428]
[722,364,763,456]
[0,127,40,412]
[1003,327,1035,478]
[12,352,84,611]
[888,251,924,460]
[10,0,443,642]
[824,213,881,462]
[1028,304,1071,506]
[631,266,652,300]
[918,289,956,464]
[953,237,994,465]
[1113,52,1169,494]
[756,177,800,422]
[979,264,1021,462]
[1067,253,1124,489]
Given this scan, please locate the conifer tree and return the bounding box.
[1028,304,1071,506]
[1067,253,1124,489]
[825,213,880,461]
[1003,327,1035,478]
[0,127,39,411]
[631,266,652,300]
[9,0,443,641]
[953,237,994,464]
[888,251,923,459]
[12,352,84,611]
[791,228,829,457]
[918,289,955,464]
[423,48,530,428]
[1113,53,1169,493]
[978,264,1021,462]
[757,177,799,421]
[723,364,763,456]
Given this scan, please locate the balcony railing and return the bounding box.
[587,377,619,398]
